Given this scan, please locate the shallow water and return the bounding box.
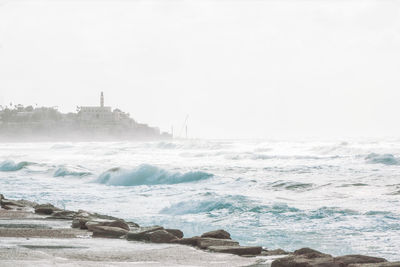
[0,139,399,260]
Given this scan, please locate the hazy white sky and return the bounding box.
[0,0,399,139]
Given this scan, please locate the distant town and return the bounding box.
[0,92,171,141]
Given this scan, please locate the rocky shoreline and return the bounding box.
[0,193,399,267]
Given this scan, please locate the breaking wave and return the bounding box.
[160,195,299,215]
[365,153,400,165]
[53,167,92,177]
[0,160,31,172]
[95,164,213,186]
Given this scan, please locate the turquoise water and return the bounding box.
[0,139,399,260]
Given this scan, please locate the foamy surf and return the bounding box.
[1,139,400,261]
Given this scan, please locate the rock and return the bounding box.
[294,247,331,258]
[170,236,201,246]
[1,199,26,208]
[197,238,239,249]
[334,255,387,266]
[0,204,13,210]
[170,237,239,249]
[348,262,400,267]
[13,199,38,208]
[86,220,130,231]
[34,204,60,215]
[261,249,289,256]
[50,210,77,220]
[165,229,184,239]
[0,194,4,200]
[127,221,140,228]
[271,249,388,267]
[90,212,121,221]
[201,229,231,239]
[271,255,338,267]
[126,226,164,241]
[0,199,38,211]
[208,246,262,256]
[71,218,81,228]
[145,230,178,243]
[272,248,336,267]
[76,210,91,217]
[75,217,91,229]
[126,227,176,243]
[90,225,128,238]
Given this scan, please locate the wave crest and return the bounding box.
[365,153,400,165]
[54,167,92,177]
[0,160,31,172]
[160,195,299,215]
[95,164,213,186]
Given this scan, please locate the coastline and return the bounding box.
[1,194,399,267]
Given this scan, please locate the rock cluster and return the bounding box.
[271,247,396,267]
[1,193,400,265]
[0,197,38,211]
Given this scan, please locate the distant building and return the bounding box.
[0,92,171,141]
[78,92,132,124]
[78,92,113,122]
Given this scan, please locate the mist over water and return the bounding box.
[1,139,400,260]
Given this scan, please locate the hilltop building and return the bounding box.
[78,92,129,123]
[0,92,171,141]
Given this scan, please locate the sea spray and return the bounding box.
[95,164,213,186]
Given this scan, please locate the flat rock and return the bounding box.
[294,247,331,258]
[90,212,121,221]
[34,204,60,215]
[0,199,33,211]
[86,219,130,231]
[0,228,88,238]
[334,255,387,266]
[170,236,201,246]
[0,223,52,229]
[348,263,400,267]
[165,229,184,239]
[271,255,338,267]
[71,217,90,229]
[201,229,231,239]
[126,226,164,241]
[208,245,262,256]
[0,210,42,219]
[272,250,389,267]
[261,248,289,256]
[197,238,239,249]
[127,221,140,228]
[90,225,128,238]
[49,210,77,220]
[145,229,178,243]
[1,199,26,208]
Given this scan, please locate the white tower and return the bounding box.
[100,92,104,107]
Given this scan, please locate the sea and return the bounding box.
[0,139,399,260]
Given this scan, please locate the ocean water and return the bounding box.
[0,139,399,260]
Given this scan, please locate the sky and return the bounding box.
[0,0,400,139]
